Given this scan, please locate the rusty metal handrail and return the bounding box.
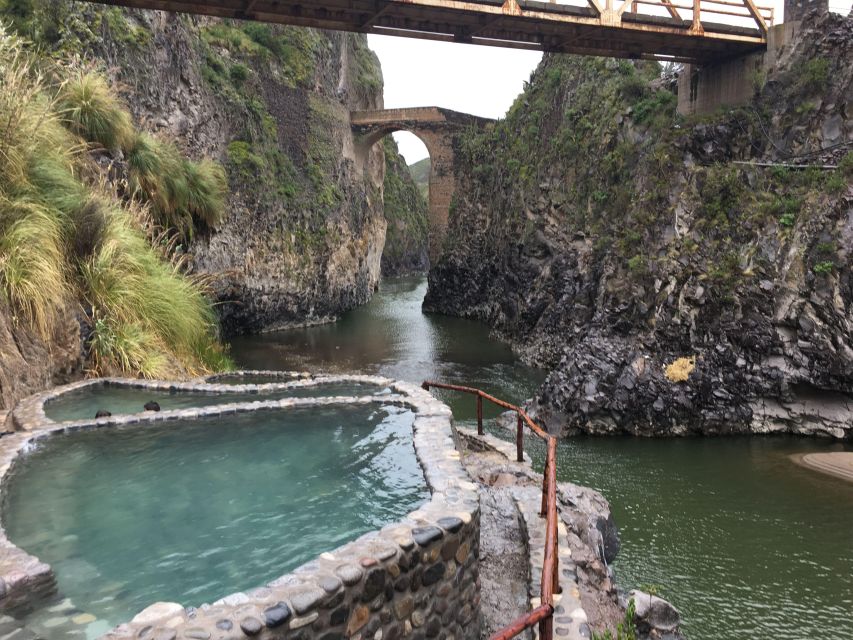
[421,381,560,640]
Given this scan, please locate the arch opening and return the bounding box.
[359,129,433,279]
[355,125,452,268]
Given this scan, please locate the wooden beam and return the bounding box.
[660,0,683,19]
[80,0,767,62]
[741,0,768,33]
[587,0,604,14]
[361,1,391,28]
[691,0,702,32]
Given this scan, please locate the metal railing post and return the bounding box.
[422,380,561,640]
[548,437,560,596]
[516,413,524,462]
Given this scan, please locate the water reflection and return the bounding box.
[229,277,546,419]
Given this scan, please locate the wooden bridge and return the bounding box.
[85,0,772,63]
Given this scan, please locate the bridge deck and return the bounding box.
[86,0,768,63]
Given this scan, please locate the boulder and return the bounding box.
[627,590,683,638]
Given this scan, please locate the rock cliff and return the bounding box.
[0,301,83,412]
[425,11,853,439]
[0,2,416,407]
[7,1,396,334]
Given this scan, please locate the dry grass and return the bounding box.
[664,356,696,383]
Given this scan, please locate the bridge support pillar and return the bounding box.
[422,137,456,265]
[676,21,802,116]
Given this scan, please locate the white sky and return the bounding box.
[368,0,851,164]
[367,34,542,162]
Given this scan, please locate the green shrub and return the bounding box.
[627,254,647,273]
[794,58,830,95]
[632,90,677,127]
[815,241,836,256]
[56,70,135,151]
[227,140,267,176]
[824,171,846,194]
[838,152,853,177]
[618,74,647,101]
[813,261,834,275]
[779,212,796,228]
[229,62,249,85]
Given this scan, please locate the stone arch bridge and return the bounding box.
[351,107,493,263]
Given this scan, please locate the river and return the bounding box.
[230,276,853,640]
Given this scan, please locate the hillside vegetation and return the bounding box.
[408,157,430,199]
[0,27,230,381]
[382,138,429,275]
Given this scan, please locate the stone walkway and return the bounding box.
[792,452,853,483]
[458,429,618,640]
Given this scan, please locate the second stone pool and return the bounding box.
[41,380,384,423]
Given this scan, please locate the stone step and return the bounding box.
[510,486,590,640]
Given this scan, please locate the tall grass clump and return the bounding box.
[79,207,228,376]
[56,70,135,151]
[0,199,67,336]
[0,29,71,336]
[182,158,227,229]
[125,132,227,237]
[0,26,231,376]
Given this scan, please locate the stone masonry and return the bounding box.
[1,375,481,640]
[350,108,494,264]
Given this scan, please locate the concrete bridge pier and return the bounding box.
[351,107,493,264]
[677,0,828,116]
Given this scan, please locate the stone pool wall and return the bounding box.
[0,375,482,640]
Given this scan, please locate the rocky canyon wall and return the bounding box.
[425,11,853,439]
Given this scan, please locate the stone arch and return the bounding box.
[351,108,493,264]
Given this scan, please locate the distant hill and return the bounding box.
[408,158,430,199]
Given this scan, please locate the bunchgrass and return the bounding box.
[0,26,231,376]
[0,199,68,337]
[126,132,227,237]
[182,158,227,229]
[56,70,135,151]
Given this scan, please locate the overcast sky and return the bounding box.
[367,35,542,163]
[368,0,851,164]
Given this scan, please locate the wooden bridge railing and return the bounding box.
[532,0,774,33]
[421,381,561,640]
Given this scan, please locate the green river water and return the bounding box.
[232,276,853,640]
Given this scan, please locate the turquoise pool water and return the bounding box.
[3,404,426,638]
[232,276,853,640]
[43,382,381,423]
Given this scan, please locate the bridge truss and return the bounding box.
[86,0,772,62]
